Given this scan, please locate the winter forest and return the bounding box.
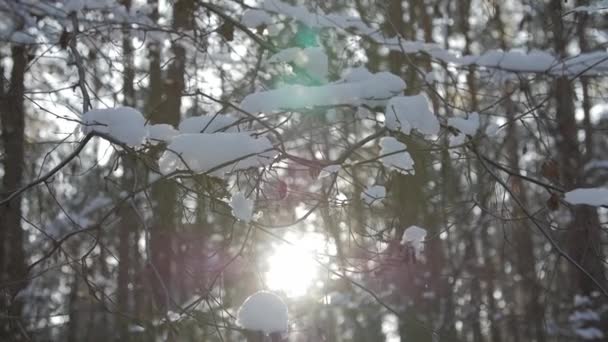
[1,0,608,341]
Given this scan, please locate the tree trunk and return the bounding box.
[116,1,137,340]
[504,91,546,342]
[0,45,28,341]
[549,0,605,297]
[148,0,194,313]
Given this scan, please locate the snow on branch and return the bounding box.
[384,94,440,137]
[158,133,275,177]
[573,0,608,13]
[82,107,147,146]
[379,137,414,174]
[146,124,178,144]
[401,226,427,257]
[251,0,608,76]
[240,69,405,112]
[230,192,255,223]
[447,112,480,136]
[178,113,239,134]
[237,291,288,334]
[564,188,608,207]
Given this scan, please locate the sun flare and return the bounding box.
[265,232,326,297]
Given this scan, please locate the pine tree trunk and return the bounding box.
[117,0,137,337]
[148,0,194,314]
[504,92,546,342]
[549,0,605,297]
[0,45,28,341]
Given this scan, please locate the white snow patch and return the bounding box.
[379,137,414,173]
[469,49,556,72]
[584,160,608,172]
[424,71,437,83]
[240,71,405,112]
[574,295,592,307]
[241,9,273,27]
[237,291,288,334]
[82,107,147,146]
[384,94,440,136]
[10,31,37,45]
[159,133,275,177]
[178,114,238,134]
[569,310,600,323]
[574,0,608,13]
[564,188,608,207]
[574,327,604,340]
[361,185,386,206]
[261,0,332,28]
[449,133,466,146]
[230,192,254,222]
[63,0,86,12]
[128,324,145,333]
[401,225,427,256]
[555,51,608,76]
[448,112,480,136]
[339,66,373,82]
[147,124,178,143]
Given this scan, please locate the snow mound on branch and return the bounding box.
[361,185,386,206]
[462,49,608,75]
[584,160,608,172]
[267,47,328,81]
[574,0,608,14]
[240,71,405,112]
[450,133,466,147]
[63,0,115,12]
[574,327,604,340]
[261,0,331,28]
[379,137,414,173]
[466,49,556,72]
[82,107,146,146]
[341,69,406,101]
[158,133,275,177]
[63,0,86,12]
[569,309,600,323]
[178,114,238,134]
[340,67,373,82]
[241,8,273,27]
[259,1,608,75]
[259,0,456,63]
[569,292,604,340]
[575,295,592,307]
[147,124,178,143]
[237,291,288,334]
[10,31,37,45]
[559,51,608,75]
[401,225,427,256]
[448,112,480,136]
[384,95,439,136]
[564,188,608,206]
[230,192,254,222]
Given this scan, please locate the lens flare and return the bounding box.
[265,232,324,297]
